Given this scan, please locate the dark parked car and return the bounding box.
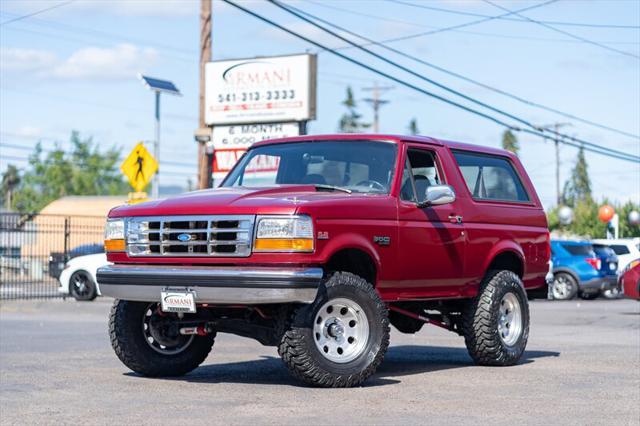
[592,244,619,299]
[48,243,104,279]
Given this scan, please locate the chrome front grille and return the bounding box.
[126,215,255,257]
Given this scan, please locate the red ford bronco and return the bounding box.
[98,134,550,388]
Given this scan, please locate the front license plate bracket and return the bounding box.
[160,288,196,313]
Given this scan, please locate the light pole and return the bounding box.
[139,74,182,198]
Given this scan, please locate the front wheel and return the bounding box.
[278,272,390,387]
[602,288,621,299]
[109,300,215,377]
[69,270,97,301]
[463,270,530,366]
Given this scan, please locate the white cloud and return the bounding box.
[1,44,158,81]
[0,47,56,72]
[13,126,43,138]
[51,43,158,80]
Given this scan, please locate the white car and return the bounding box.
[592,238,640,272]
[58,253,110,301]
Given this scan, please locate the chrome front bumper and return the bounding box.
[96,265,323,304]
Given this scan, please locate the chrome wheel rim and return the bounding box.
[313,298,369,363]
[552,275,573,300]
[498,293,523,347]
[142,304,194,355]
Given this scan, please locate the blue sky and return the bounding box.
[1,0,638,208]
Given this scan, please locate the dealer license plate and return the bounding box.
[160,289,196,313]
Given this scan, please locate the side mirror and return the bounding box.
[418,184,456,207]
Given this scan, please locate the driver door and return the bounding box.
[397,146,466,296]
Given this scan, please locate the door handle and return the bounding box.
[448,214,463,224]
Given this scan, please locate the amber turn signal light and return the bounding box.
[104,239,126,252]
[254,238,313,252]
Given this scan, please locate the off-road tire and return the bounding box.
[109,300,215,377]
[69,270,97,301]
[462,270,530,366]
[278,272,390,387]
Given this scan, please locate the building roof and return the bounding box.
[40,196,127,217]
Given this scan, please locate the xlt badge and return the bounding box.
[373,236,391,246]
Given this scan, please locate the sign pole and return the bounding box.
[153,91,161,199]
[198,0,212,190]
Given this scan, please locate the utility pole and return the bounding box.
[540,122,572,206]
[362,82,393,133]
[197,0,212,189]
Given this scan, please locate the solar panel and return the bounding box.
[139,74,181,95]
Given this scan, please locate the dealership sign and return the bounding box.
[205,54,317,125]
[212,122,301,149]
[211,122,300,185]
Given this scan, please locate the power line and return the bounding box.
[223,0,639,164]
[271,0,640,161]
[390,0,640,30]
[482,0,640,60]
[0,0,75,26]
[0,146,197,170]
[0,11,196,59]
[1,87,197,122]
[284,3,640,140]
[303,0,639,46]
[306,0,557,45]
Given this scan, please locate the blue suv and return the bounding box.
[550,240,614,300]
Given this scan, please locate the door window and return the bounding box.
[400,149,442,202]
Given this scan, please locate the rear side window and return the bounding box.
[453,151,529,202]
[610,245,630,255]
[562,244,593,256]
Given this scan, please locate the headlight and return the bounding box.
[254,216,314,252]
[104,219,125,252]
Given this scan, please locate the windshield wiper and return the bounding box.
[314,184,352,194]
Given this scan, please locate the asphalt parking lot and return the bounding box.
[1,298,638,425]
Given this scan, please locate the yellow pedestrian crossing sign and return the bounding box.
[121,142,158,192]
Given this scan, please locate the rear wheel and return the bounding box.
[69,270,97,301]
[463,270,530,366]
[109,300,214,377]
[551,272,578,300]
[278,272,390,387]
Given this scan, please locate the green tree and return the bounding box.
[407,118,420,135]
[501,129,519,156]
[562,146,591,206]
[338,86,370,133]
[1,165,21,210]
[12,131,128,213]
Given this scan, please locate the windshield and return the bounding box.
[222,140,398,194]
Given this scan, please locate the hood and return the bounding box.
[108,185,359,217]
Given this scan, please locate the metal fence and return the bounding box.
[0,213,105,300]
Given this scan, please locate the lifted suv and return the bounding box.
[98,134,549,387]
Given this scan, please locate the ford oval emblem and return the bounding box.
[177,233,194,242]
